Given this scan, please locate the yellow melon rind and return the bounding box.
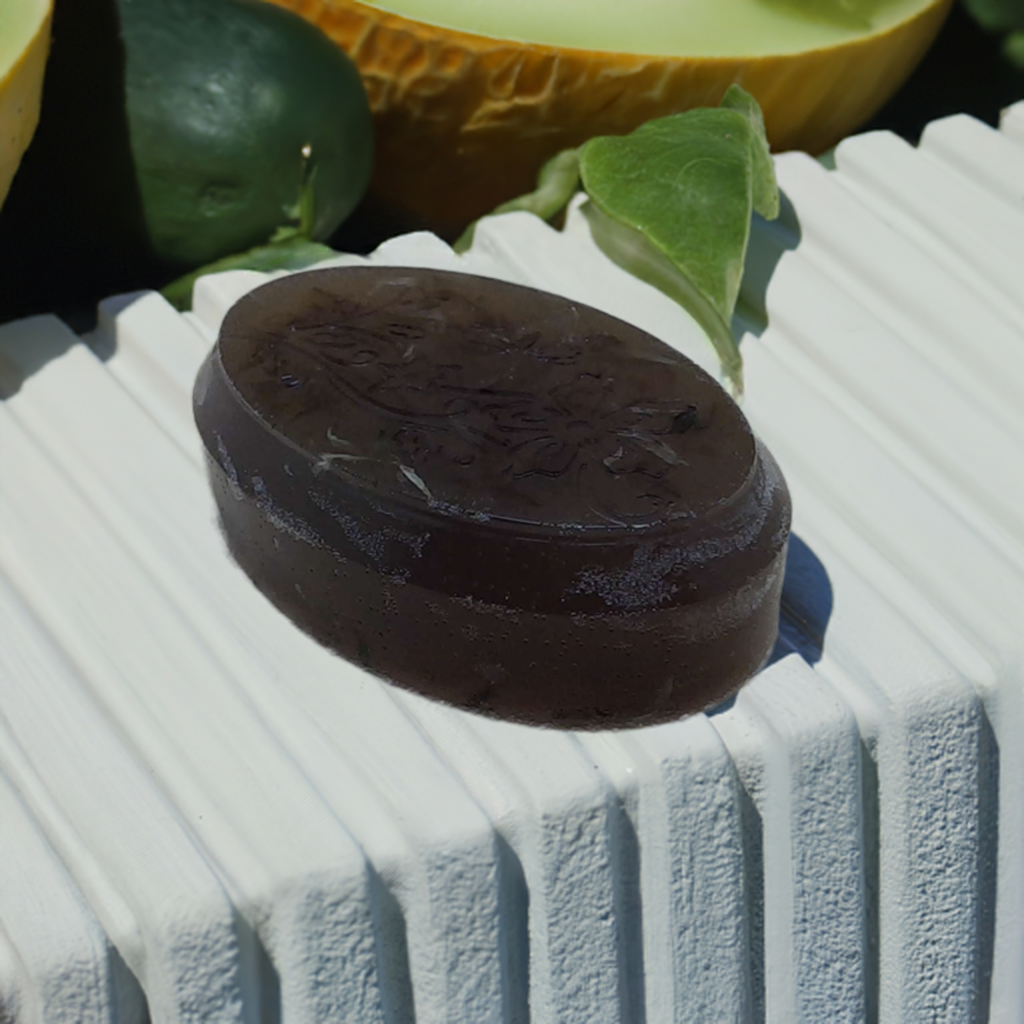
[0,3,52,210]
[270,0,951,235]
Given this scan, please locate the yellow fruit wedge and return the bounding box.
[0,0,51,211]
[270,0,950,235]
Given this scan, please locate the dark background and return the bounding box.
[861,1,1024,139]
[332,2,1024,255]
[3,0,1023,327]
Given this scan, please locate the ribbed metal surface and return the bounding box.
[0,106,1022,1023]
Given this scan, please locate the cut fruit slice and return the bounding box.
[0,0,51,209]
[269,0,950,235]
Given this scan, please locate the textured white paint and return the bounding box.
[920,114,1024,210]
[580,716,752,1023]
[998,99,1024,144]
[739,231,1024,550]
[833,131,1024,329]
[746,657,864,1024]
[391,695,625,1024]
[0,110,1023,1022]
[0,769,119,1024]
[759,152,1024,437]
[0,321,385,1024]
[91,292,209,463]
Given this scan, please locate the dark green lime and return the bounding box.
[0,0,372,320]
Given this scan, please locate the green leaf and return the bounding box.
[161,236,336,311]
[1005,28,1024,66]
[454,148,581,253]
[719,84,780,221]
[579,200,744,393]
[961,0,1024,33]
[578,85,779,396]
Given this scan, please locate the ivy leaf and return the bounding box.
[577,200,746,392]
[578,85,779,395]
[161,236,335,310]
[720,85,779,222]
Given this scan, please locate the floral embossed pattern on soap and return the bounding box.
[193,266,791,728]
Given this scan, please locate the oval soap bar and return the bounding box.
[194,266,791,728]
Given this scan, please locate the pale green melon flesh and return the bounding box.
[0,0,48,78]
[361,0,932,56]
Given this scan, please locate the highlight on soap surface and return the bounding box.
[193,266,791,728]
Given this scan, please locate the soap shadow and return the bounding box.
[734,189,802,341]
[770,533,834,668]
[705,533,834,712]
[702,533,831,1020]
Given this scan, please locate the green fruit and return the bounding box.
[275,0,948,234]
[0,0,372,319]
[121,0,372,265]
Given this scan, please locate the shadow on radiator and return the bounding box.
[737,783,766,1024]
[975,710,1000,1024]
[771,533,834,668]
[496,832,531,1024]
[371,867,416,1024]
[609,794,646,1024]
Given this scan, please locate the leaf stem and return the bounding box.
[580,200,744,397]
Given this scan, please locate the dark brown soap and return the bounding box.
[193,266,791,729]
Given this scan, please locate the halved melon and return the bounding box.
[0,0,51,210]
[270,0,950,235]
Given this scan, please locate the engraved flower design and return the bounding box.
[253,285,708,525]
[496,370,703,523]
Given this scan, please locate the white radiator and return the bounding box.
[1,105,1023,1023]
